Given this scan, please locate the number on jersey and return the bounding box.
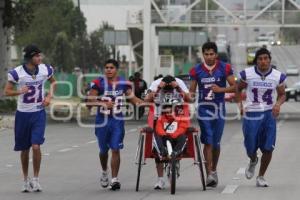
[99,96,123,114]
[23,84,43,103]
[252,88,273,105]
[204,84,215,100]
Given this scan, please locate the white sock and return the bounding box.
[102,170,108,175]
[111,177,119,183]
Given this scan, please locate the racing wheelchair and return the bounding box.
[135,103,206,195]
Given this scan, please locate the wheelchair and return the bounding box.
[135,104,206,195]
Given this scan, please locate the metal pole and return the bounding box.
[129,38,133,77]
[77,0,81,10]
[282,0,285,25]
[143,0,152,84]
[244,0,248,44]
[188,0,192,63]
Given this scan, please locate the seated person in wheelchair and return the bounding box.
[154,102,189,159]
[153,98,190,190]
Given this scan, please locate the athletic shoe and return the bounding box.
[256,176,269,187]
[21,178,31,193]
[109,178,121,191]
[211,171,218,186]
[100,172,109,188]
[206,174,217,187]
[30,177,42,192]
[245,157,258,179]
[154,178,165,190]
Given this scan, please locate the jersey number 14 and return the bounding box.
[252,88,273,105]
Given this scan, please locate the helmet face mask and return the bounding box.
[161,93,184,116]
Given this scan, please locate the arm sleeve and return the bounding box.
[176,78,189,93]
[148,79,161,92]
[239,70,247,82]
[7,70,19,83]
[155,117,166,136]
[278,73,287,86]
[90,79,101,93]
[189,67,197,80]
[225,64,234,77]
[46,64,54,79]
[124,81,133,93]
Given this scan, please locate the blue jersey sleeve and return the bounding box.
[189,67,197,80]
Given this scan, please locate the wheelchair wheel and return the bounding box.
[170,155,177,195]
[135,134,144,192]
[194,134,206,191]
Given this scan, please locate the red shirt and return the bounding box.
[155,114,189,139]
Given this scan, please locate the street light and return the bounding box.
[77,0,80,10]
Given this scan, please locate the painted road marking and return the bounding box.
[237,167,245,175]
[222,185,239,194]
[58,148,73,152]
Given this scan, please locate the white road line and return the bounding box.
[87,140,96,144]
[232,177,241,180]
[5,164,13,168]
[58,148,73,152]
[221,185,239,194]
[72,145,80,148]
[29,159,32,163]
[43,153,50,156]
[236,167,245,175]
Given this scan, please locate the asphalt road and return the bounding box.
[0,113,299,200]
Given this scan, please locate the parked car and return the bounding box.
[285,81,300,101]
[286,64,299,76]
[246,43,261,65]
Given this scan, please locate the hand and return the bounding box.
[211,84,224,93]
[105,101,115,109]
[170,81,179,88]
[272,104,280,117]
[239,103,244,116]
[42,96,51,107]
[158,81,166,89]
[19,86,29,94]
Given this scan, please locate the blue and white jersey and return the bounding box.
[91,76,131,117]
[189,60,233,104]
[239,66,286,112]
[7,64,54,112]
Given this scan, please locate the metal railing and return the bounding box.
[127,9,300,26]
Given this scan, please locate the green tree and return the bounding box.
[51,32,75,72]
[86,22,115,70]
[7,0,88,71]
[193,0,219,10]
